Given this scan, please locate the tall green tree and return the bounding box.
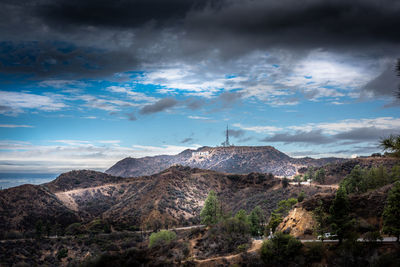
[249,206,264,236]
[341,165,366,194]
[313,200,328,241]
[235,209,248,223]
[383,181,400,242]
[200,190,220,225]
[329,187,353,244]
[315,169,326,184]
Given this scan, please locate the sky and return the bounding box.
[0,0,400,173]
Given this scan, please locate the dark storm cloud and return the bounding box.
[0,41,138,79]
[1,0,400,79]
[262,130,333,145]
[36,0,221,29]
[139,98,178,114]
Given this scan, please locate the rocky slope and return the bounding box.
[106,146,346,177]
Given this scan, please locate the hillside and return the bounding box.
[0,184,80,233]
[301,156,400,184]
[277,183,395,238]
[0,167,333,234]
[106,146,346,177]
[44,170,124,192]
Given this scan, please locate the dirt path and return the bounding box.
[192,239,263,266]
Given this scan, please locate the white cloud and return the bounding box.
[0,91,67,115]
[78,94,140,112]
[98,140,121,144]
[106,86,157,103]
[233,123,282,133]
[290,117,400,135]
[137,49,383,106]
[52,140,91,146]
[0,124,33,128]
[188,115,210,120]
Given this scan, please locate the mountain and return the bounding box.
[0,166,333,234]
[106,146,346,177]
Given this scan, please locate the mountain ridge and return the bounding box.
[106,145,346,177]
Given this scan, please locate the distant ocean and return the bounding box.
[0,173,59,189]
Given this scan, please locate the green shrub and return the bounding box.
[260,232,302,265]
[148,230,176,248]
[297,191,306,202]
[237,243,249,252]
[65,223,84,235]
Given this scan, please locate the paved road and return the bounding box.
[301,237,398,243]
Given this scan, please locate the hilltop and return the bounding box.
[106,146,346,177]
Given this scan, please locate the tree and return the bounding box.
[267,198,297,233]
[249,206,264,236]
[315,169,326,184]
[305,167,314,181]
[235,209,248,223]
[341,165,366,194]
[35,220,43,238]
[282,177,289,188]
[380,135,400,157]
[293,175,302,183]
[313,200,328,241]
[329,187,353,244]
[383,181,400,242]
[200,190,220,225]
